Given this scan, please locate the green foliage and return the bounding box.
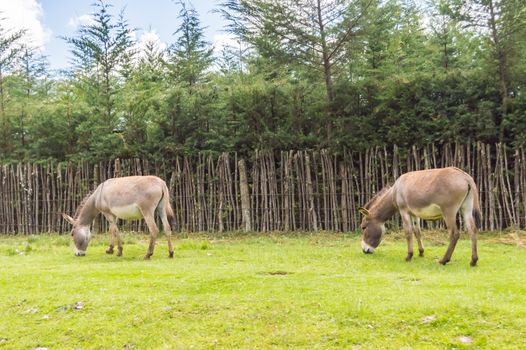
[166,1,214,88]
[7,48,52,160]
[62,0,134,75]
[61,0,135,160]
[0,0,525,162]
[440,0,526,140]
[0,18,27,159]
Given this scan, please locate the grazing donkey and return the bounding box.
[359,167,481,266]
[63,176,175,260]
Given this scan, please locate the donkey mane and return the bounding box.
[74,188,97,219]
[363,185,392,210]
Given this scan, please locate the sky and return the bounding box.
[0,0,233,72]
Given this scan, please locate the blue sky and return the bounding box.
[1,0,230,71]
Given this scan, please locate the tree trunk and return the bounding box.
[488,0,510,141]
[316,0,335,141]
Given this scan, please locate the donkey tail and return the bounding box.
[473,207,481,229]
[469,181,482,230]
[161,182,175,229]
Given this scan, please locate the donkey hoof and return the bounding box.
[470,258,478,267]
[419,250,424,257]
[143,255,152,260]
[169,251,174,258]
[117,248,123,257]
[438,259,449,265]
[405,253,413,262]
[106,248,114,254]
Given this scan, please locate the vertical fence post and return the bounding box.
[0,143,525,234]
[305,152,318,231]
[238,159,252,232]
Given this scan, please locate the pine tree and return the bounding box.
[219,0,375,142]
[166,1,213,88]
[63,0,135,159]
[11,46,49,158]
[443,0,526,141]
[0,17,25,158]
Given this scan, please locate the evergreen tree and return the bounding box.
[155,1,216,157]
[0,17,25,158]
[0,0,524,162]
[120,33,168,157]
[443,0,526,141]
[10,47,50,159]
[220,0,375,142]
[63,0,135,159]
[166,1,214,87]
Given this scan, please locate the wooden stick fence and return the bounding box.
[0,142,524,234]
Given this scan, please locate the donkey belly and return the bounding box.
[111,204,144,220]
[411,204,443,220]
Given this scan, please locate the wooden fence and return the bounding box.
[0,142,525,234]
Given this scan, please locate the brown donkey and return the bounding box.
[359,167,481,266]
[63,176,175,260]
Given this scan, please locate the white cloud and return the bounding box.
[135,30,167,59]
[140,31,167,50]
[212,33,240,54]
[67,14,95,29]
[0,0,51,50]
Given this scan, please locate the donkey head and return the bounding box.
[358,207,384,254]
[62,214,92,256]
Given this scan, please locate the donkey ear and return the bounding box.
[62,213,75,225]
[358,207,370,217]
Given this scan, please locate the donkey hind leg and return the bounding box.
[400,212,414,261]
[158,206,174,258]
[439,209,460,265]
[412,217,424,257]
[463,209,478,267]
[142,209,159,260]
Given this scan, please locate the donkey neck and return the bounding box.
[370,188,397,222]
[76,187,101,226]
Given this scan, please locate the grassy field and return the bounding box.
[0,230,525,349]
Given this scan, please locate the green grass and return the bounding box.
[0,231,525,349]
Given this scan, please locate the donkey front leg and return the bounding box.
[412,217,425,257]
[106,227,115,255]
[104,214,123,256]
[142,211,159,260]
[107,224,124,256]
[104,214,116,254]
[400,212,414,261]
[106,223,116,255]
[113,224,123,256]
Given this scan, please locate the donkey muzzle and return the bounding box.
[361,240,375,254]
[74,247,86,256]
